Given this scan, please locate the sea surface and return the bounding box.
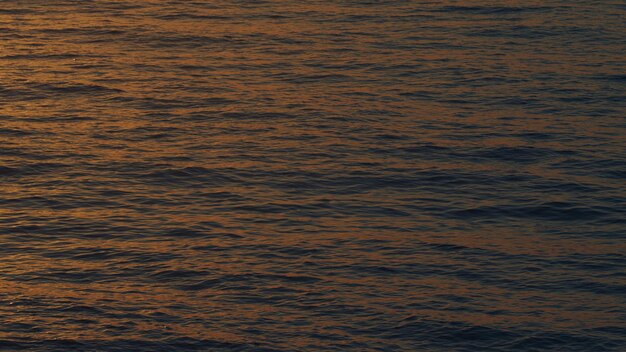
[1,1,625,351]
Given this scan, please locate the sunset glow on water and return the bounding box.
[1,1,625,351]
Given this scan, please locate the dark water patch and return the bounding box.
[0,127,32,136]
[58,305,106,315]
[467,146,577,163]
[0,87,45,101]
[134,97,236,110]
[352,317,623,351]
[17,269,113,284]
[0,53,84,60]
[596,74,626,83]
[179,273,321,291]
[0,162,68,178]
[162,228,213,238]
[149,269,208,281]
[467,26,557,39]
[0,166,20,176]
[0,322,43,334]
[39,247,180,263]
[37,27,127,37]
[447,202,614,222]
[154,13,231,20]
[29,82,123,96]
[0,338,273,352]
[220,111,298,120]
[0,9,36,15]
[435,6,555,15]
[0,194,120,211]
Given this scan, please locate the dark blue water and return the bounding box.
[0,1,625,351]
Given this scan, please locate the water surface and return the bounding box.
[1,1,625,351]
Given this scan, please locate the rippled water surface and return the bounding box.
[1,1,625,351]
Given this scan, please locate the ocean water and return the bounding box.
[1,0,625,351]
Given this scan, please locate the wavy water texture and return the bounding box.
[0,0,625,351]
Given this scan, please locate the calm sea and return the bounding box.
[1,1,625,351]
